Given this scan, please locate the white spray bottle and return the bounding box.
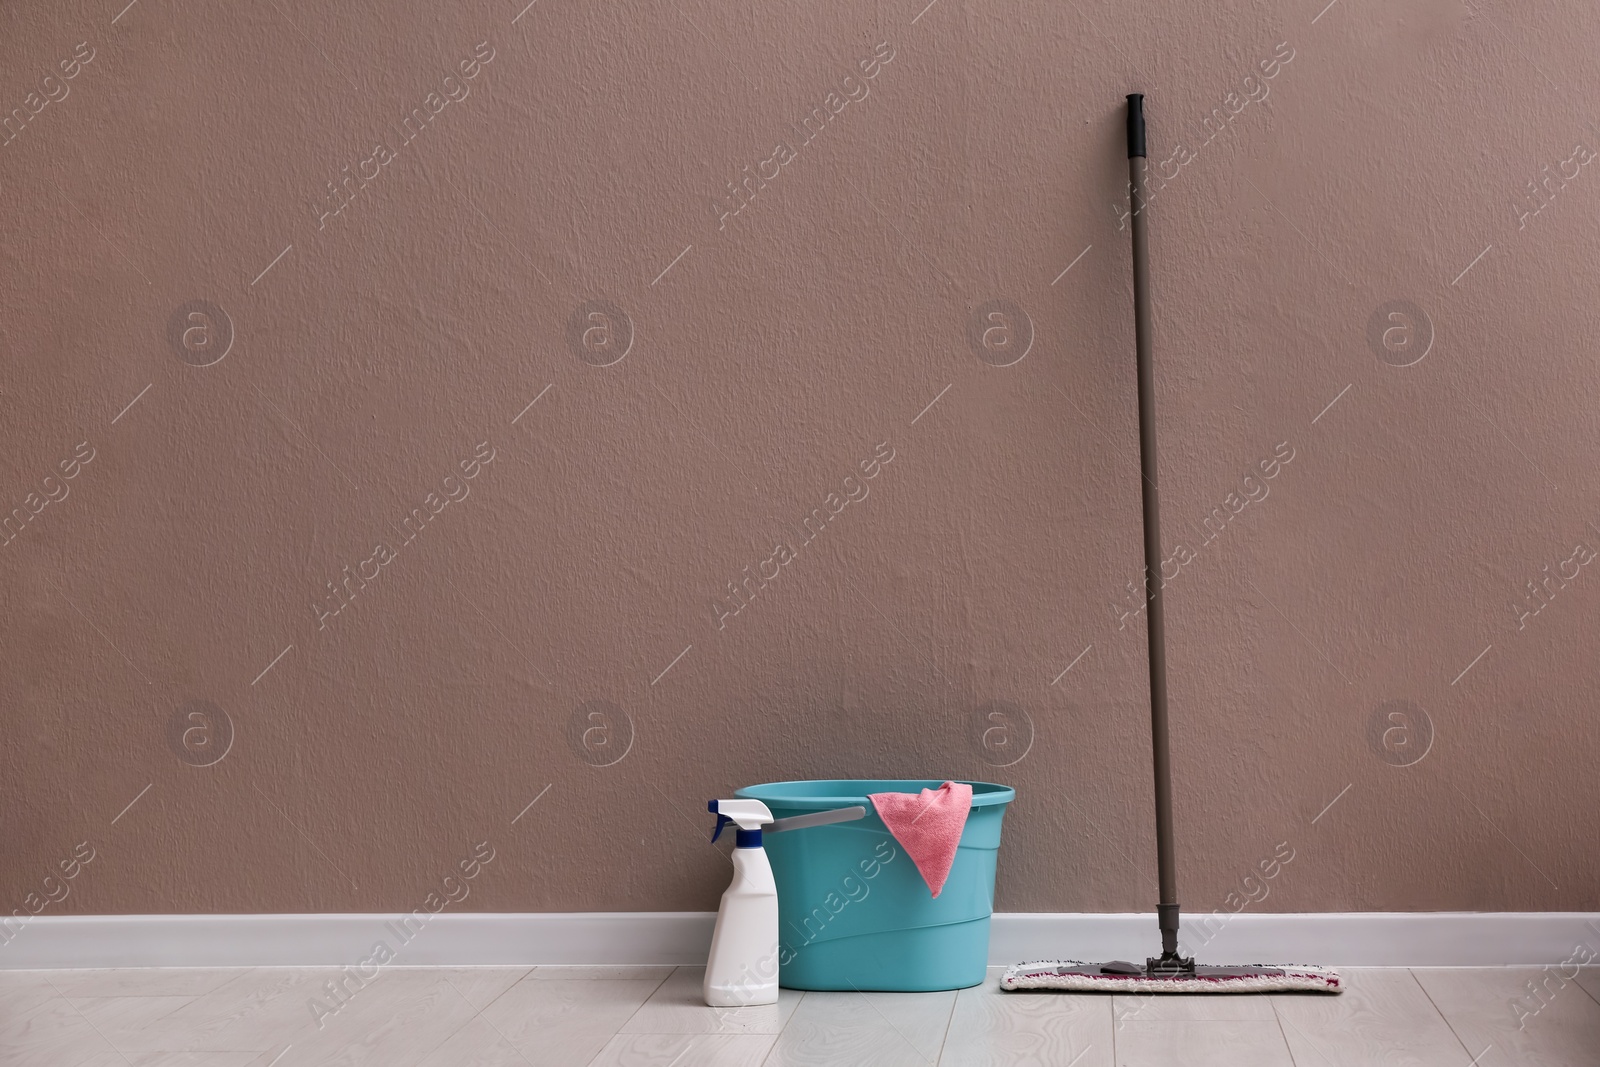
[704,799,779,1006]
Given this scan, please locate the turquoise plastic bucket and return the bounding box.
[735,779,1014,992]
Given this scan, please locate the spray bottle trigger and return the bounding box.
[708,799,773,843]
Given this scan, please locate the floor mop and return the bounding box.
[1001,95,1341,994]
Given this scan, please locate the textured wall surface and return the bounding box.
[2,0,1597,921]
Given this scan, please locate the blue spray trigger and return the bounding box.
[708,800,731,843]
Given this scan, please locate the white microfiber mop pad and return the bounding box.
[1001,960,1342,993]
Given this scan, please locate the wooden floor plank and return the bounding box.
[941,969,1111,1066]
[765,989,955,1067]
[587,1032,778,1067]
[1413,966,1600,1067]
[1271,969,1468,1066]
[476,971,669,1066]
[1113,1020,1295,1066]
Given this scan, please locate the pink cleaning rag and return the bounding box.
[868,782,973,898]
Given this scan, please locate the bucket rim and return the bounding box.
[735,779,1015,809]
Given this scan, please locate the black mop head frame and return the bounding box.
[1002,960,1343,994]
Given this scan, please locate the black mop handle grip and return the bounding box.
[1126,93,1147,158]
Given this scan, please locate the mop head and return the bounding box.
[1001,960,1342,994]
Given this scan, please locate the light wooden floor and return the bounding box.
[2,964,1597,1065]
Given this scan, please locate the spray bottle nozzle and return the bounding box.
[708,799,773,845]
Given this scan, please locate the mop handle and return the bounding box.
[1126,93,1182,959]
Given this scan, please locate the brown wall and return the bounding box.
[2,0,1597,919]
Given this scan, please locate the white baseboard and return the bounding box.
[2,912,1596,970]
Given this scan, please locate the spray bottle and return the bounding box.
[704,799,779,1006]
[702,800,868,1006]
